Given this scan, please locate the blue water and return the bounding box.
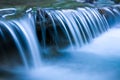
[0,5,120,80]
[1,26,120,80]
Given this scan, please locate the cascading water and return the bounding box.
[12,12,41,68]
[0,5,120,80]
[36,7,117,49]
[0,11,41,69]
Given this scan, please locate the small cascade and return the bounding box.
[36,7,115,48]
[0,12,41,69]
[0,6,120,71]
[11,12,41,68]
[99,6,120,26]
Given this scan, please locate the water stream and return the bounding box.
[0,5,120,80]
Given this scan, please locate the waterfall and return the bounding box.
[36,7,117,48]
[0,6,120,70]
[0,12,41,69]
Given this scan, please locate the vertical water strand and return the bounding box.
[78,8,96,38]
[77,9,93,42]
[0,20,29,69]
[37,9,47,48]
[70,10,85,46]
[57,10,78,47]
[102,14,110,30]
[62,9,80,47]
[77,8,100,37]
[89,8,107,31]
[112,8,120,23]
[83,9,103,34]
[76,9,93,44]
[27,12,41,67]
[76,8,93,43]
[98,8,110,30]
[86,8,104,34]
[84,8,104,34]
[75,9,96,38]
[45,9,59,47]
[63,9,83,47]
[69,10,87,44]
[0,25,6,41]
[97,8,110,30]
[12,12,41,68]
[53,10,73,47]
[92,8,108,31]
[102,7,116,26]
